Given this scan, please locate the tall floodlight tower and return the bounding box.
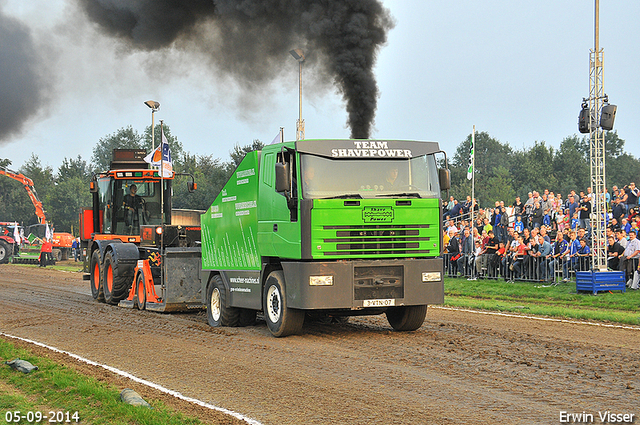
[589,0,607,272]
[579,0,616,272]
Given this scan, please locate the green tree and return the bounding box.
[91,126,144,172]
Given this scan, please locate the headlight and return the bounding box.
[422,272,441,282]
[309,275,334,286]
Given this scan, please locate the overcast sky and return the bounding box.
[1,0,639,171]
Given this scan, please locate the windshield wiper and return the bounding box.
[323,193,363,199]
[375,192,422,198]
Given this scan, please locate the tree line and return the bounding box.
[448,130,640,207]
[1,125,638,234]
[0,124,263,234]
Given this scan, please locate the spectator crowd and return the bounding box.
[442,184,640,287]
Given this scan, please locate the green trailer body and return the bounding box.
[200,139,448,336]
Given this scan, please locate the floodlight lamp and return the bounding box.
[144,100,160,111]
[289,49,305,62]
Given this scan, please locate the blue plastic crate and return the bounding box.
[575,271,626,295]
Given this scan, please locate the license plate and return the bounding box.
[363,299,396,307]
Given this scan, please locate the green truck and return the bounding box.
[201,139,449,337]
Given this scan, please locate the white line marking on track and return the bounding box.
[0,332,263,425]
[431,305,640,331]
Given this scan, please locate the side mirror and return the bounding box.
[89,180,98,193]
[187,181,197,193]
[439,168,451,191]
[275,162,291,193]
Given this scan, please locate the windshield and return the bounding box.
[300,154,441,199]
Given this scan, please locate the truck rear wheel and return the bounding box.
[207,275,239,327]
[263,270,304,337]
[386,305,428,331]
[90,250,105,302]
[102,251,132,305]
[0,241,9,264]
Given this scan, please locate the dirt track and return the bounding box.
[0,263,639,425]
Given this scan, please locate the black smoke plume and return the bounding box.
[0,9,51,143]
[78,0,394,139]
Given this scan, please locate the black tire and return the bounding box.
[135,271,146,310]
[102,251,133,305]
[386,305,428,331]
[90,250,105,302]
[0,241,9,264]
[61,249,69,261]
[206,275,239,327]
[52,249,62,262]
[263,270,304,337]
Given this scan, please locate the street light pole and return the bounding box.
[289,49,305,140]
[144,100,160,150]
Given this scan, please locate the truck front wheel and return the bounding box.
[263,270,304,337]
[386,305,428,331]
[90,250,105,302]
[207,275,239,327]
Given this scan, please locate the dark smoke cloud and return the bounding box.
[0,8,51,143]
[78,0,394,139]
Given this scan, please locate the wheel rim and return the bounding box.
[106,264,113,292]
[0,245,6,260]
[137,276,145,308]
[93,261,100,291]
[210,287,221,321]
[266,285,281,324]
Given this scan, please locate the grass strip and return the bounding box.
[444,277,640,325]
[0,338,208,425]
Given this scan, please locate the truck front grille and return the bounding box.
[322,224,430,256]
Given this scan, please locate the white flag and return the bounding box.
[466,133,474,180]
[45,224,52,241]
[13,225,21,245]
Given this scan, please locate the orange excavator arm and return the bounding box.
[0,167,47,225]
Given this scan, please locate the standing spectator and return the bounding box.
[576,238,591,271]
[619,230,640,281]
[607,235,624,270]
[567,195,580,219]
[39,238,53,268]
[513,196,524,218]
[530,202,543,229]
[449,199,462,219]
[72,237,80,262]
[457,228,474,276]
[549,232,569,279]
[446,230,460,275]
[536,235,553,280]
[578,194,591,231]
[625,182,640,213]
[612,197,625,223]
[617,230,628,249]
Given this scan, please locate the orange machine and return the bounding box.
[0,167,74,260]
